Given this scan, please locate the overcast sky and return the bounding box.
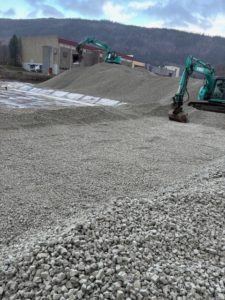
[1,0,225,37]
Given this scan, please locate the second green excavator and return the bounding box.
[76,37,122,64]
[169,55,225,122]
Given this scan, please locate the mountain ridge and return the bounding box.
[1,18,225,66]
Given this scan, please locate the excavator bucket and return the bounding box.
[188,101,225,114]
[168,103,188,123]
[168,110,188,122]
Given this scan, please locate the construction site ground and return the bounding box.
[1,63,225,299]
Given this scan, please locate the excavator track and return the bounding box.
[188,101,225,114]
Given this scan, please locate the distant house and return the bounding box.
[150,65,180,77]
[21,36,134,75]
[164,65,180,77]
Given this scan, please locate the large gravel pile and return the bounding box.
[39,63,199,104]
[2,63,225,300]
[1,160,225,299]
[39,63,225,129]
[39,63,199,106]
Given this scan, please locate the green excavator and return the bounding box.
[169,55,225,122]
[76,37,122,64]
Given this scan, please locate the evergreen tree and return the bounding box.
[8,34,20,66]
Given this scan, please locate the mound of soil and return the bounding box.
[39,63,186,105]
[0,106,131,130]
[39,63,225,128]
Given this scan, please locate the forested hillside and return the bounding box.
[1,18,225,66]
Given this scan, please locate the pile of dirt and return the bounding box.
[39,63,225,129]
[2,64,225,299]
[0,106,130,130]
[39,63,185,105]
[1,155,225,299]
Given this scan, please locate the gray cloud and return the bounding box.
[56,0,105,17]
[25,0,105,17]
[41,5,64,17]
[1,8,16,18]
[25,0,45,6]
[25,0,64,18]
[198,0,225,17]
[22,0,225,30]
[145,0,225,29]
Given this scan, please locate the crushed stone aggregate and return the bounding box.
[1,63,225,299]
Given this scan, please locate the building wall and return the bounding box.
[58,42,78,70]
[132,60,145,68]
[21,36,83,74]
[21,36,59,72]
[151,66,176,77]
[59,47,71,69]
[165,65,180,77]
[21,36,135,74]
[80,51,102,66]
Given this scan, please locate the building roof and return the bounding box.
[58,37,134,61]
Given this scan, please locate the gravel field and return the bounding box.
[1,63,225,299]
[1,115,225,248]
[1,151,225,299]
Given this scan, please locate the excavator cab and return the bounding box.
[189,77,225,114]
[105,51,122,64]
[212,78,225,100]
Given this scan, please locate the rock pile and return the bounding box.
[39,62,225,129]
[39,63,189,105]
[1,162,225,299]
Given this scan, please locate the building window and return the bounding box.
[63,52,68,58]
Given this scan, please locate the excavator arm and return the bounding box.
[77,37,111,53]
